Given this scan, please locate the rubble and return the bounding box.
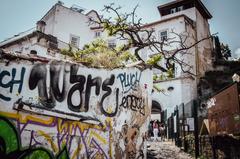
[147,141,193,159]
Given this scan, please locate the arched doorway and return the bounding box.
[151,100,167,123]
[151,100,162,122]
[152,100,162,114]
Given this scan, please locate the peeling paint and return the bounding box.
[0,59,152,158]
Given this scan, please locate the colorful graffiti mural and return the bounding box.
[0,58,152,159]
[0,116,70,159]
[0,112,111,159]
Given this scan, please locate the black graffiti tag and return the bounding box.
[0,67,25,101]
[120,95,145,115]
[117,72,141,93]
[100,75,118,117]
[29,64,67,108]
[67,64,86,112]
[29,64,118,117]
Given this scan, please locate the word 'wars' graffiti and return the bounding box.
[0,60,152,159]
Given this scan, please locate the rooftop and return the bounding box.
[0,30,58,49]
[142,14,194,29]
[158,0,212,19]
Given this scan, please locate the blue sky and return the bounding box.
[0,0,239,57]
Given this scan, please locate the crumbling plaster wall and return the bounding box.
[0,58,153,159]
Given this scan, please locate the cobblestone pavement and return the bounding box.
[147,140,193,159]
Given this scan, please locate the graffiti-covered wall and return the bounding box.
[0,58,152,159]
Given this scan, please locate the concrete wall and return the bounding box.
[152,76,196,118]
[152,79,182,118]
[150,6,213,119]
[0,58,153,159]
[195,9,213,77]
[42,5,56,35]
[2,36,65,59]
[141,16,189,75]
[2,36,49,57]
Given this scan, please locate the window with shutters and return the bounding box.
[95,31,101,38]
[108,39,116,48]
[70,34,80,47]
[159,30,168,42]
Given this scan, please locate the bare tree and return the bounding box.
[89,3,214,76]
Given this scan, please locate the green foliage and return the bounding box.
[60,45,74,57]
[220,43,231,60]
[167,68,174,78]
[102,16,129,37]
[153,85,165,93]
[214,36,231,60]
[153,74,158,81]
[152,67,174,81]
[60,39,137,68]
[147,55,175,80]
[146,54,162,65]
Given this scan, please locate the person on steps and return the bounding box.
[153,120,159,141]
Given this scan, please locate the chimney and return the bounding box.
[36,20,46,33]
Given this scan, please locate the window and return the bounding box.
[170,8,176,14]
[30,50,37,55]
[159,30,168,42]
[70,34,80,47]
[95,31,101,38]
[177,6,184,12]
[108,39,116,48]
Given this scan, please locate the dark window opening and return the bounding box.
[30,50,37,55]
[95,31,101,38]
[159,30,168,42]
[108,39,116,48]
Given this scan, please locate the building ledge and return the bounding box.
[153,75,194,83]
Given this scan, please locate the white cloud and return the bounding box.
[234,48,240,58]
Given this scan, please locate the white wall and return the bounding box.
[142,16,197,77]
[195,9,213,76]
[3,36,46,56]
[42,5,56,35]
[152,76,196,118]
[2,36,65,59]
[161,7,197,21]
[151,114,161,121]
[152,79,182,118]
[43,5,95,49]
[0,59,153,158]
